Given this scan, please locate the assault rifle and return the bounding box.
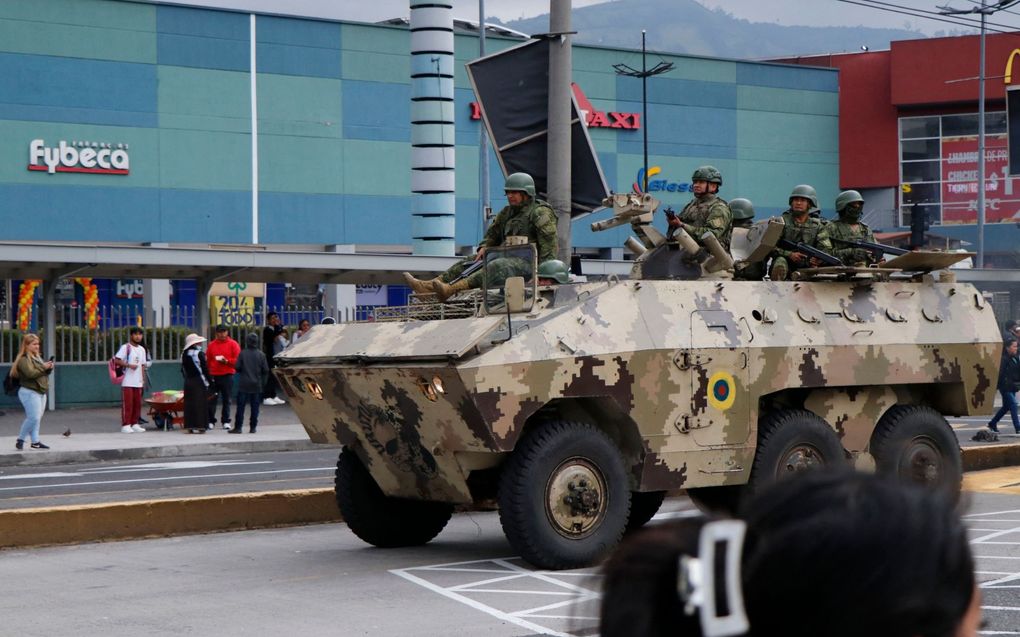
[450,259,484,284]
[776,238,843,267]
[830,237,908,261]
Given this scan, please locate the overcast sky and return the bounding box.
[163,0,1017,36]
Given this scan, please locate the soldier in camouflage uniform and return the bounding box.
[667,165,732,251]
[403,173,558,301]
[730,198,766,280]
[769,184,834,281]
[828,190,878,266]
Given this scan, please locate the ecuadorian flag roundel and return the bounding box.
[707,371,736,411]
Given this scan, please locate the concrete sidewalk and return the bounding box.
[0,401,333,468]
[0,401,1019,470]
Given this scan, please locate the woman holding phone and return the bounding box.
[11,333,53,450]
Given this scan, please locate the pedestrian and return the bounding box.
[1004,319,1020,342]
[599,471,980,637]
[232,333,269,434]
[11,333,53,450]
[180,333,211,434]
[402,172,558,302]
[114,326,151,433]
[988,337,1020,434]
[291,319,312,346]
[206,324,240,430]
[261,312,285,405]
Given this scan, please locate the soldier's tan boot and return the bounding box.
[433,278,470,302]
[403,272,437,295]
[769,261,788,281]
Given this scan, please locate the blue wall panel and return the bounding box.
[0,53,156,125]
[342,81,410,142]
[342,195,413,243]
[157,33,249,72]
[258,15,341,48]
[454,197,483,246]
[259,192,346,243]
[735,62,838,93]
[257,42,341,78]
[156,5,249,39]
[158,189,251,242]
[617,76,738,109]
[615,103,737,159]
[0,184,159,241]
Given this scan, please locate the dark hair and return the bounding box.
[1005,338,1017,349]
[129,326,143,335]
[599,472,974,637]
[601,520,711,637]
[215,324,228,332]
[267,312,279,320]
[741,471,974,637]
[1007,320,1018,330]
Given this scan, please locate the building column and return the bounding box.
[144,279,172,327]
[196,278,214,338]
[42,278,56,411]
[324,244,357,322]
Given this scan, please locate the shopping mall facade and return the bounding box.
[0,0,841,317]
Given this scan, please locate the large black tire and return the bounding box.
[498,421,631,570]
[749,409,846,492]
[334,448,453,548]
[626,491,667,531]
[870,405,962,495]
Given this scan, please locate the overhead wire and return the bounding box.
[834,0,1020,33]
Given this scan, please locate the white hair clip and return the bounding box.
[677,520,749,637]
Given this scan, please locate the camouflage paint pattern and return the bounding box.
[276,275,1000,504]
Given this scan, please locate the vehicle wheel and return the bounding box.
[749,409,845,492]
[627,491,666,531]
[498,421,631,570]
[334,448,453,548]
[870,405,961,495]
[686,485,746,515]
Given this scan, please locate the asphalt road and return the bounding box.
[0,448,340,510]
[1,492,1018,636]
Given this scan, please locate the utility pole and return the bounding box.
[478,0,491,234]
[548,0,573,264]
[614,31,673,193]
[939,0,1020,267]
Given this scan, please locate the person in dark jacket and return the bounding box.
[988,338,1020,434]
[261,312,284,405]
[232,333,269,434]
[181,333,211,434]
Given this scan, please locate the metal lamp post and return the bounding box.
[614,31,673,193]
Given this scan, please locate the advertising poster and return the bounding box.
[941,135,1020,224]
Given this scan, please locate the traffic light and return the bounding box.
[910,205,927,249]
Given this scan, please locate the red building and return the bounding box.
[779,33,1020,267]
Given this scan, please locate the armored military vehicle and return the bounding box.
[275,193,1000,570]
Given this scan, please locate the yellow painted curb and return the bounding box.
[962,444,1020,472]
[0,488,341,549]
[962,466,1020,495]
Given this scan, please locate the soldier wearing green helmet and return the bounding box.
[769,184,834,281]
[403,172,558,301]
[828,190,879,266]
[667,165,732,250]
[537,259,571,284]
[729,198,766,280]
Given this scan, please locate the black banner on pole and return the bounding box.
[1008,86,1020,176]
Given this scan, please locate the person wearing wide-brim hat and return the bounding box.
[180,333,211,434]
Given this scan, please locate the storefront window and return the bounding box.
[900,116,940,139]
[898,110,1013,226]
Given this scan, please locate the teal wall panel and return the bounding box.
[257,74,342,138]
[0,0,155,33]
[737,85,838,116]
[258,135,344,194]
[158,129,251,190]
[0,362,181,409]
[158,66,250,133]
[0,17,156,63]
[342,140,409,195]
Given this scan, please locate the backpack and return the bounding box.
[3,370,19,396]
[108,357,125,385]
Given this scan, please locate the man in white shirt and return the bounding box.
[115,327,152,433]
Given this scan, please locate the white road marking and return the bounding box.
[0,467,334,492]
[0,460,274,481]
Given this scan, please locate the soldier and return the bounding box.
[769,184,833,281]
[666,165,732,251]
[828,190,878,266]
[730,198,765,281]
[403,172,557,301]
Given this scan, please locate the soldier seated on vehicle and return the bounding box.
[729,198,765,281]
[666,165,732,252]
[768,184,834,281]
[403,172,558,302]
[537,259,570,286]
[599,470,981,637]
[829,190,879,266]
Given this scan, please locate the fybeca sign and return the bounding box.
[28,139,130,175]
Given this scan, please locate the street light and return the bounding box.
[938,0,1020,268]
[614,31,673,193]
